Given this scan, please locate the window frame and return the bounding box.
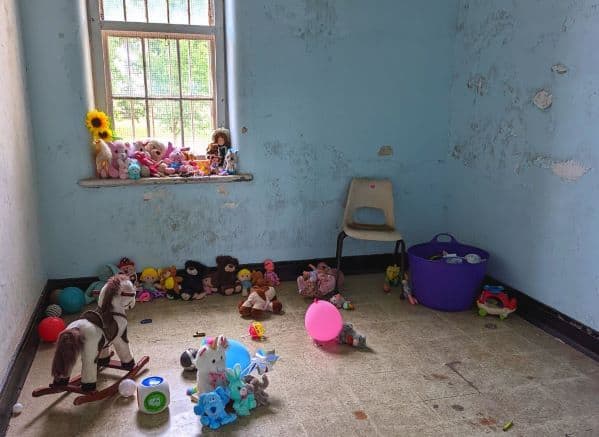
[86,0,227,145]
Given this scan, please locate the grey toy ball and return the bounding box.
[45,304,63,318]
[180,348,198,371]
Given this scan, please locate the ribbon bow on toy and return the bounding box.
[208,371,227,388]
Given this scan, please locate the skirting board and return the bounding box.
[2,256,597,435]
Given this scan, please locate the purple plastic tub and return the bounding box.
[408,234,489,312]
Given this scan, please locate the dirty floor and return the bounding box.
[8,274,599,436]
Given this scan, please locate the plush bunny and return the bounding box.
[226,363,256,416]
[243,374,269,406]
[194,335,229,394]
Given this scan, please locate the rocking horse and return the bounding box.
[33,274,149,405]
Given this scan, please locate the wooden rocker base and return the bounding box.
[32,356,150,405]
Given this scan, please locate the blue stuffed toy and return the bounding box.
[226,363,257,416]
[194,386,237,430]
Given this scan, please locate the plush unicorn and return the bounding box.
[50,274,137,392]
[226,363,256,416]
[194,335,229,394]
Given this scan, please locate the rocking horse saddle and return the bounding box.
[81,308,129,351]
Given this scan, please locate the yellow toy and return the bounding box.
[383,264,401,293]
[238,269,252,297]
[248,322,265,340]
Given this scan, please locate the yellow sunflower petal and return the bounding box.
[85,110,110,131]
[93,127,113,142]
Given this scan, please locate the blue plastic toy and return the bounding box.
[226,363,256,416]
[59,287,86,314]
[194,386,237,430]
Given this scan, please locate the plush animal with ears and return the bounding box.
[212,255,242,295]
[226,363,256,416]
[194,386,237,430]
[194,335,229,394]
[243,374,269,406]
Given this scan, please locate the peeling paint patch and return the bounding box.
[296,0,337,52]
[551,160,590,182]
[467,74,487,96]
[216,185,229,196]
[533,89,552,110]
[551,63,568,74]
[241,126,248,134]
[378,145,393,156]
[222,202,238,209]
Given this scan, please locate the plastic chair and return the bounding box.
[335,178,405,291]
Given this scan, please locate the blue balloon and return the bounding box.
[202,337,251,371]
[59,287,86,314]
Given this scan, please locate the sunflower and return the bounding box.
[85,110,110,132]
[94,127,113,142]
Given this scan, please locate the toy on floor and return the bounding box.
[383,264,401,293]
[12,403,23,416]
[158,266,183,299]
[245,349,279,375]
[180,260,208,300]
[297,262,343,298]
[338,323,366,348]
[137,267,165,302]
[38,317,66,342]
[226,363,257,416]
[477,285,517,319]
[248,321,266,340]
[118,257,138,284]
[138,376,170,414]
[58,286,86,314]
[401,272,418,305]
[212,255,242,295]
[194,386,237,430]
[33,275,149,405]
[118,378,136,397]
[243,374,269,406]
[194,335,229,395]
[180,348,198,371]
[329,293,354,310]
[238,275,283,319]
[44,304,63,318]
[305,299,343,342]
[263,259,280,286]
[237,268,252,297]
[85,264,120,303]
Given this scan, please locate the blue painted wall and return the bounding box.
[448,0,599,330]
[20,0,457,278]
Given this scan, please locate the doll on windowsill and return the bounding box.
[206,128,232,164]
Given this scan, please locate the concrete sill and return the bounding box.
[78,173,253,188]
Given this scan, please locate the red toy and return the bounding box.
[477,285,517,320]
[38,317,66,342]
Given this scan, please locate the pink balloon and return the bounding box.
[304,300,343,342]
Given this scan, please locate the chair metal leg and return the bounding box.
[334,231,346,293]
[394,239,406,280]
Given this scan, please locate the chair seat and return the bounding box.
[343,224,403,242]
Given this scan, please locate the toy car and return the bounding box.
[476,285,517,320]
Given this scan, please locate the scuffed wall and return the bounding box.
[0,0,45,385]
[19,0,457,278]
[448,0,599,329]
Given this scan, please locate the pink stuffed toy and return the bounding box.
[263,259,280,286]
[296,262,343,297]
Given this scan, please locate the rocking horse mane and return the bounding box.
[99,274,128,313]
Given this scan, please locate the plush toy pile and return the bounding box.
[86,110,239,180]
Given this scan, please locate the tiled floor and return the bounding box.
[8,274,599,436]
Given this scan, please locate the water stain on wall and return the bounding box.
[297,0,337,52]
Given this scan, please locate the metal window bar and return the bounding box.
[175,39,185,147]
[122,0,127,21]
[140,36,151,136]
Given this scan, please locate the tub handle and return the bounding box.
[431,233,458,244]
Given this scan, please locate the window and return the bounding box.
[87,0,226,152]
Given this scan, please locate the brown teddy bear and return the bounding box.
[212,255,242,295]
[238,276,283,319]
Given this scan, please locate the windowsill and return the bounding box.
[78,173,253,188]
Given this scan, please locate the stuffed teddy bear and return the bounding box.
[238,274,283,319]
[226,364,257,416]
[158,266,183,299]
[194,335,229,395]
[243,374,269,406]
[212,255,242,295]
[193,386,237,430]
[180,260,207,300]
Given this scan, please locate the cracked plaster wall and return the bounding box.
[448,0,599,330]
[19,0,456,278]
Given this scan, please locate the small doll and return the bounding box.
[383,264,401,293]
[137,267,164,301]
[401,272,418,305]
[206,128,232,163]
[118,257,138,284]
[263,259,280,286]
[237,269,252,297]
[224,150,237,175]
[209,155,222,174]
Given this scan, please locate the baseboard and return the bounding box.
[0,279,57,437]
[486,276,599,362]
